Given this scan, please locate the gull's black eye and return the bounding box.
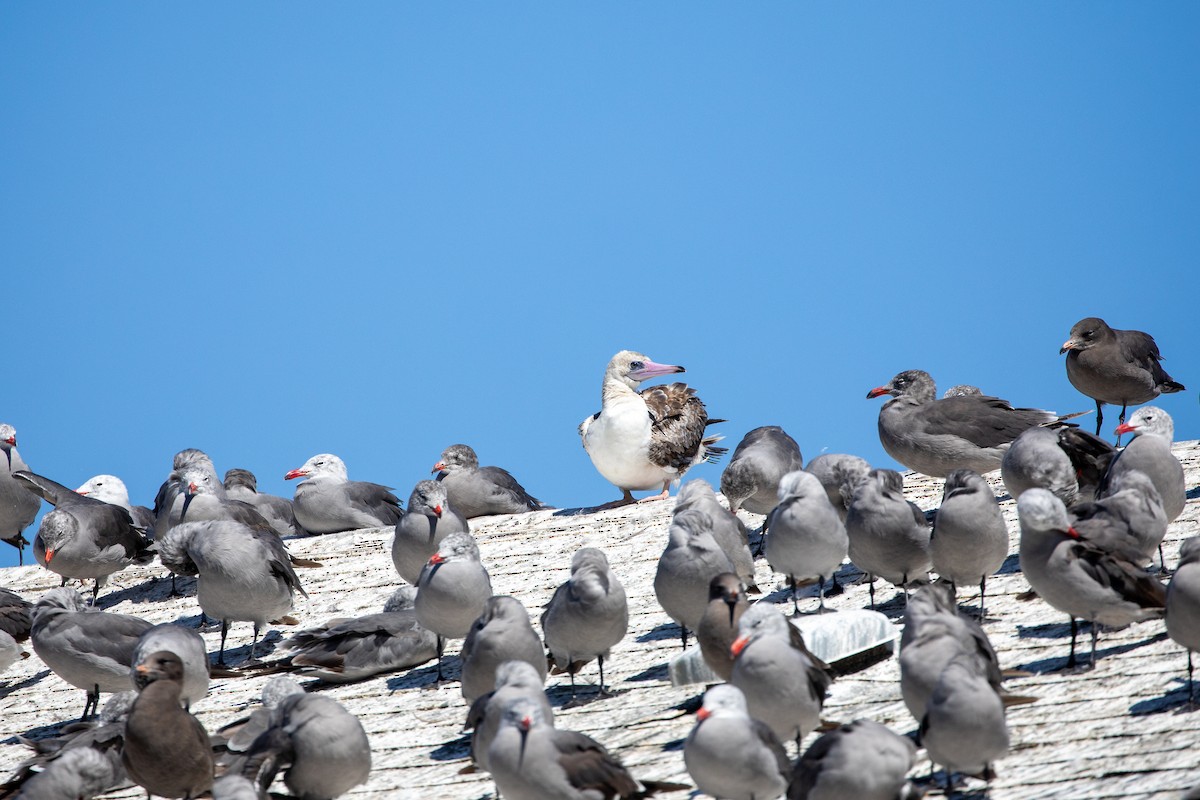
[630,361,644,370]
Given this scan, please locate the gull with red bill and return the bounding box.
[579,350,725,508]
[285,453,403,534]
[868,369,1079,478]
[391,480,468,584]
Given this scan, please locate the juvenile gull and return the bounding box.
[1167,537,1200,703]
[729,603,833,746]
[466,660,554,774]
[719,425,804,515]
[391,480,468,585]
[223,468,303,537]
[868,370,1074,477]
[845,469,931,608]
[460,595,546,704]
[673,479,758,592]
[75,474,156,533]
[1108,406,1187,523]
[414,530,493,681]
[432,444,544,517]
[653,508,736,649]
[16,471,153,601]
[271,586,438,683]
[789,718,919,800]
[930,469,1008,616]
[30,588,152,718]
[764,470,848,613]
[487,696,687,800]
[541,547,629,703]
[156,520,306,666]
[695,573,748,682]
[684,684,790,800]
[284,453,402,534]
[804,453,871,523]
[240,692,371,800]
[0,423,40,564]
[1060,316,1185,435]
[579,350,725,506]
[1017,488,1166,668]
[123,650,214,799]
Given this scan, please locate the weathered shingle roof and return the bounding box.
[2,442,1198,799]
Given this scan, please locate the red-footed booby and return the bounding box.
[579,350,725,507]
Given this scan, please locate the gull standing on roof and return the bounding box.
[432,444,544,518]
[285,453,403,534]
[845,469,931,608]
[414,530,493,682]
[764,469,848,614]
[460,596,547,704]
[1167,537,1200,704]
[719,425,804,515]
[541,547,629,703]
[156,520,306,666]
[1060,316,1185,436]
[654,509,736,649]
[17,471,154,602]
[931,469,1008,617]
[729,603,833,747]
[920,653,1010,791]
[684,684,790,800]
[0,423,40,564]
[391,480,468,585]
[580,350,725,506]
[30,588,153,718]
[1017,488,1165,668]
[868,370,1077,477]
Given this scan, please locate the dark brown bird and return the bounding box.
[1061,317,1185,436]
[122,650,214,799]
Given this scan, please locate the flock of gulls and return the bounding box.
[0,315,1193,800]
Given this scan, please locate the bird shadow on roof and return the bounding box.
[1129,684,1194,717]
[0,669,48,702]
[995,553,1023,576]
[385,663,446,692]
[635,622,683,644]
[1015,621,1073,640]
[96,575,192,609]
[1187,486,1200,500]
[624,663,670,683]
[428,733,472,762]
[1016,629,1167,675]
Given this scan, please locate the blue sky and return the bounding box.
[2,5,1196,568]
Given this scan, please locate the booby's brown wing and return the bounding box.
[641,382,723,472]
